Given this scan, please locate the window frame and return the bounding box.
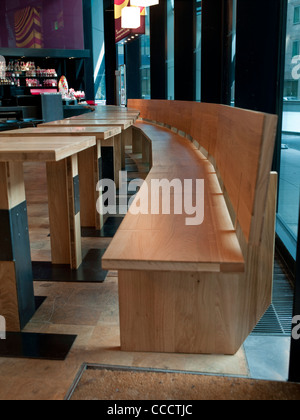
[294,5,300,25]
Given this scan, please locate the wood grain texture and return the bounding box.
[237,172,278,341]
[78,141,102,229]
[116,171,278,354]
[103,122,245,273]
[46,156,82,269]
[0,262,20,331]
[0,126,121,140]
[40,120,133,130]
[68,113,138,122]
[0,125,122,194]
[132,127,143,154]
[127,99,278,245]
[102,100,278,354]
[118,269,241,355]
[121,128,133,169]
[0,136,96,162]
[46,159,70,265]
[0,162,26,210]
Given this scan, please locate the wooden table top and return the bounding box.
[69,108,139,116]
[0,136,96,162]
[68,114,139,121]
[0,126,121,140]
[40,119,133,130]
[88,105,139,113]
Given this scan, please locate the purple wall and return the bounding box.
[0,0,84,50]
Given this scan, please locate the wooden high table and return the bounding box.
[0,136,96,332]
[0,126,122,230]
[66,113,139,168]
[68,112,140,167]
[41,118,135,169]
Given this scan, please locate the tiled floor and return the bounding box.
[244,336,291,382]
[0,151,295,400]
[0,270,292,400]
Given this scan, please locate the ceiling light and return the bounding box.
[130,0,159,6]
[121,6,141,29]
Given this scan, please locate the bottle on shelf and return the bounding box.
[1,59,58,87]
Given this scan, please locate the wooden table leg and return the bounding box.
[78,140,103,230]
[46,155,82,269]
[113,134,122,188]
[101,135,122,189]
[142,136,151,165]
[0,162,35,331]
[132,128,143,154]
[121,127,132,169]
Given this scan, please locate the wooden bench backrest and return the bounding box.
[128,99,278,246]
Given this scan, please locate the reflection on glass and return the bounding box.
[94,1,106,103]
[140,10,151,99]
[277,0,300,260]
[231,0,237,106]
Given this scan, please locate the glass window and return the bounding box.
[230,0,237,106]
[277,0,300,260]
[140,9,151,99]
[292,40,300,56]
[294,5,300,24]
[116,6,151,101]
[93,0,106,103]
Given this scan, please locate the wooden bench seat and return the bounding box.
[102,100,278,355]
[104,121,245,273]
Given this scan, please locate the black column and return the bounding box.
[235,0,287,178]
[174,0,194,101]
[104,0,117,105]
[289,205,300,383]
[222,0,236,106]
[201,0,234,105]
[201,0,223,104]
[150,0,167,99]
[235,0,286,114]
[126,39,141,100]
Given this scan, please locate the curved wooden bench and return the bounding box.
[102,99,278,355]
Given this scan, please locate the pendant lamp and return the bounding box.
[130,0,159,5]
[121,6,141,29]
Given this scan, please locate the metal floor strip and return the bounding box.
[251,255,294,337]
